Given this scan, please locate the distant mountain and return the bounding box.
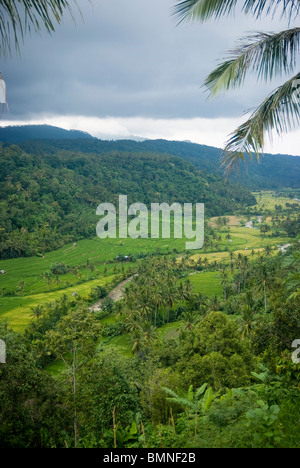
[1,124,299,189]
[95,133,148,142]
[0,124,95,143]
[133,140,300,190]
[0,124,146,143]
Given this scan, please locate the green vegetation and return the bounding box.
[17,132,300,189]
[0,142,255,259]
[0,191,298,334]
[1,243,299,448]
[0,129,299,448]
[1,125,300,189]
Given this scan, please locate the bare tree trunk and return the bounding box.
[113,407,117,449]
[264,283,267,313]
[73,346,78,448]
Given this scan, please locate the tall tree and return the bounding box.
[46,308,101,448]
[174,0,300,174]
[255,263,274,312]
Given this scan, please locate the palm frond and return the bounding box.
[173,0,238,23]
[205,29,300,97]
[0,0,79,56]
[221,72,300,176]
[173,0,300,24]
[244,0,300,21]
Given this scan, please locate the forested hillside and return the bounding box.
[0,125,95,143]
[3,125,298,190]
[1,248,300,448]
[20,136,300,190]
[0,143,255,259]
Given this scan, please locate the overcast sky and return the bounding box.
[1,0,300,155]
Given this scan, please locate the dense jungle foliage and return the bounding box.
[0,245,299,448]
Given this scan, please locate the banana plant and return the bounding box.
[163,383,220,435]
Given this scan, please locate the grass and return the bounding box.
[210,215,243,227]
[0,233,187,332]
[101,334,133,358]
[187,271,223,297]
[157,321,184,341]
[0,190,296,333]
[0,275,116,332]
[252,191,300,211]
[0,236,184,296]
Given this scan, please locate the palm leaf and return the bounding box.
[205,28,300,97]
[173,0,238,23]
[173,0,300,24]
[221,72,300,176]
[162,387,196,410]
[0,0,79,56]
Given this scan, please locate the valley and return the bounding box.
[0,129,299,449]
[0,191,297,336]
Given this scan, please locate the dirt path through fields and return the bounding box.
[89,275,136,311]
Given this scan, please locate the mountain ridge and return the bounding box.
[0,124,299,189]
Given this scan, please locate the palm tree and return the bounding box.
[232,272,242,295]
[264,245,273,257]
[238,304,257,340]
[179,279,193,301]
[220,270,229,300]
[229,251,236,274]
[130,328,144,355]
[187,291,207,314]
[152,286,165,326]
[174,0,300,175]
[239,256,250,290]
[208,294,223,311]
[182,309,199,330]
[255,263,274,312]
[0,1,79,56]
[140,320,157,347]
[31,304,44,319]
[42,271,52,289]
[137,288,153,322]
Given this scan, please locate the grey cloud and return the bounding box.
[1,0,291,121]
